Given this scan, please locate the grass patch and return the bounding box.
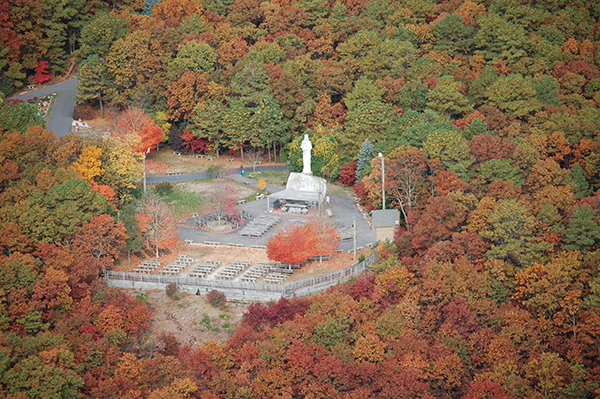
[327,181,354,197]
[249,170,289,187]
[153,183,205,218]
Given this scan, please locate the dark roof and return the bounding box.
[371,209,400,228]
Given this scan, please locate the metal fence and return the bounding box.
[105,252,378,300]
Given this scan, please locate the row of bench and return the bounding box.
[215,260,252,280]
[238,215,280,237]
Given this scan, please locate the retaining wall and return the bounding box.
[106,253,378,301]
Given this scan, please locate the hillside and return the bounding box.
[1,0,600,397]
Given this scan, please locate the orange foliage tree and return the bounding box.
[136,194,179,258]
[266,218,340,265]
[72,214,128,275]
[114,106,164,153]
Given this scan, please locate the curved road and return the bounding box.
[12,77,78,138]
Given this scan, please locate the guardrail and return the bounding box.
[105,252,378,300]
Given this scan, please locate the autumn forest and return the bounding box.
[2,0,600,397]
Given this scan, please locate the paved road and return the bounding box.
[12,77,78,138]
[146,164,290,183]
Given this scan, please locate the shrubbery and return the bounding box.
[206,289,226,308]
[165,283,181,300]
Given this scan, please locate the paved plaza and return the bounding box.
[176,174,377,252]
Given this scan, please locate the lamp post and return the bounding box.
[378,152,385,210]
[143,147,150,194]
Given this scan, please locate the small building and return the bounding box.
[267,172,327,210]
[371,209,400,241]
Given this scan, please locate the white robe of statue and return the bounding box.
[301,134,312,174]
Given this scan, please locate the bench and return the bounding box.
[253,160,262,164]
[27,84,35,90]
[226,243,244,247]
[206,157,213,161]
[237,199,246,204]
[226,158,234,162]
[204,241,221,245]
[174,151,181,155]
[196,154,204,158]
[191,213,199,218]
[250,245,267,249]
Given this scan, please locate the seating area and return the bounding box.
[159,254,194,275]
[280,204,308,214]
[263,271,291,284]
[166,170,183,175]
[215,260,252,280]
[133,259,161,273]
[239,262,276,282]
[195,210,253,230]
[188,260,221,278]
[238,215,280,237]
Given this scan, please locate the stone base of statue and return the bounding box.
[287,172,325,193]
[267,172,328,210]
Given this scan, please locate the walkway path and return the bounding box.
[12,77,78,138]
[145,164,290,184]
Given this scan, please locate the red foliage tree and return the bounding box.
[181,128,209,153]
[339,161,357,186]
[33,60,51,84]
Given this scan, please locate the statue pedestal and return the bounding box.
[287,172,326,193]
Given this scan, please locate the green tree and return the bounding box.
[427,75,473,118]
[344,77,383,112]
[230,61,271,107]
[423,128,474,178]
[188,101,226,159]
[468,66,498,107]
[222,101,252,161]
[473,14,528,65]
[172,40,217,74]
[120,202,144,260]
[356,139,375,181]
[486,74,541,118]
[563,206,600,252]
[250,96,290,160]
[3,352,83,399]
[479,199,549,267]
[397,80,429,112]
[106,30,164,105]
[76,55,112,119]
[479,159,524,186]
[40,178,113,243]
[432,13,474,55]
[77,12,129,60]
[343,101,398,157]
[565,164,591,199]
[533,75,561,107]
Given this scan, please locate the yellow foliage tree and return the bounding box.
[257,177,267,192]
[73,146,103,184]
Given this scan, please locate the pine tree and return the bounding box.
[356,139,374,181]
[566,164,591,199]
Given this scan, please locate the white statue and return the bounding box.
[301,134,312,174]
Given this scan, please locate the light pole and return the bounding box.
[143,147,150,194]
[378,152,385,210]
